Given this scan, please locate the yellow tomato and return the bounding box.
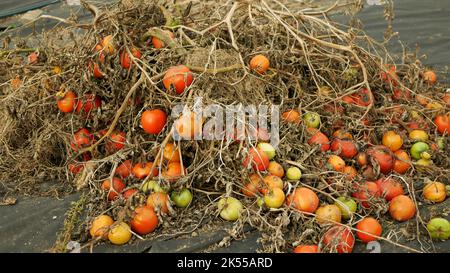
[108,222,132,245]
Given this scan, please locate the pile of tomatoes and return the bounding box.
[48,27,450,252]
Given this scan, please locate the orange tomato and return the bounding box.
[163,143,181,162]
[293,245,319,253]
[90,61,104,79]
[90,215,114,239]
[423,70,437,85]
[243,148,270,171]
[393,150,411,174]
[415,94,430,106]
[132,162,159,179]
[342,166,357,181]
[141,109,167,135]
[130,206,158,235]
[163,65,194,95]
[282,110,301,124]
[330,139,358,159]
[268,161,284,178]
[376,177,404,201]
[101,177,126,201]
[443,93,450,107]
[332,130,353,140]
[389,195,416,222]
[152,30,175,49]
[356,217,382,243]
[434,114,450,135]
[322,226,355,253]
[263,175,284,191]
[356,152,368,166]
[382,131,403,152]
[57,91,78,113]
[100,35,115,55]
[307,130,330,152]
[146,192,169,214]
[249,54,270,74]
[315,204,341,225]
[286,187,319,213]
[120,47,142,69]
[423,182,447,203]
[352,181,380,208]
[174,111,203,140]
[162,162,184,182]
[327,155,345,172]
[28,52,39,64]
[115,160,132,178]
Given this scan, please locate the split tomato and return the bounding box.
[376,177,404,201]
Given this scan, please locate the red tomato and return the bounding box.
[115,160,132,178]
[380,65,398,85]
[243,148,270,171]
[434,114,450,135]
[130,206,158,235]
[57,91,78,113]
[68,153,91,174]
[123,189,138,199]
[132,162,159,179]
[376,177,404,201]
[366,145,395,174]
[352,181,380,208]
[105,131,126,153]
[322,226,355,253]
[293,245,319,253]
[89,60,104,79]
[356,217,382,243]
[162,65,194,95]
[331,139,358,159]
[342,95,355,104]
[120,48,142,69]
[392,89,411,101]
[70,128,94,151]
[141,109,167,135]
[101,177,126,200]
[76,94,102,115]
[307,131,330,152]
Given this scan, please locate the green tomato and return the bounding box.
[141,180,166,193]
[410,142,430,160]
[218,197,243,221]
[436,137,445,150]
[286,167,302,180]
[303,112,321,128]
[257,143,276,160]
[427,218,450,241]
[171,188,193,208]
[335,197,357,220]
[256,197,265,208]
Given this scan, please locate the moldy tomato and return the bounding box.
[322,226,355,253]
